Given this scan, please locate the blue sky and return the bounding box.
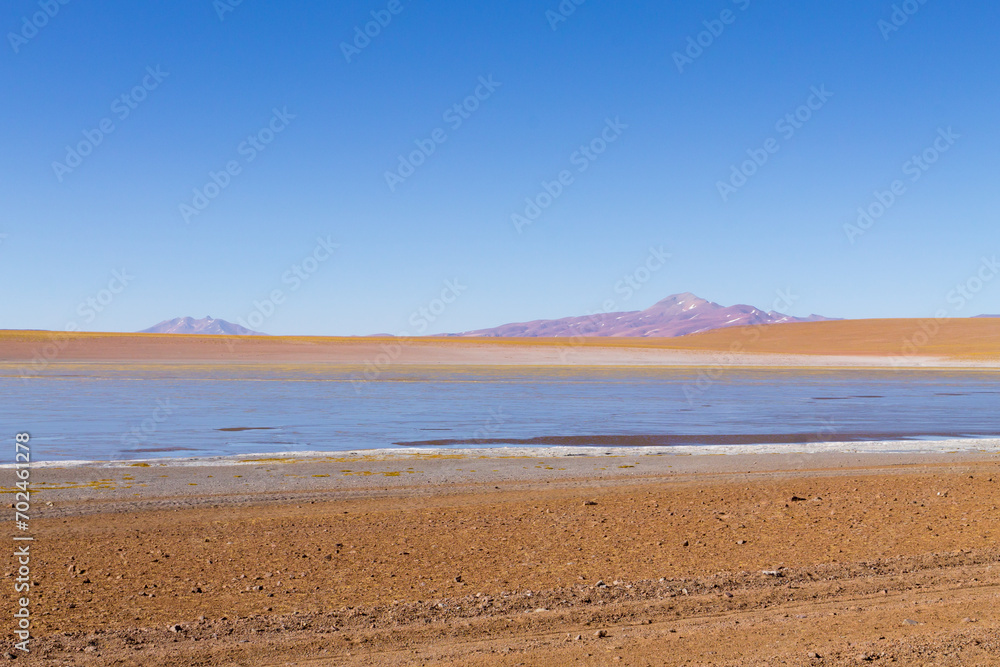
[2,0,999,335]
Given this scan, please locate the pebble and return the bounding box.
[169,624,182,632]
[808,652,821,659]
[583,501,597,506]
[903,619,919,626]
[594,629,607,638]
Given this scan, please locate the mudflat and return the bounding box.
[8,451,1000,665]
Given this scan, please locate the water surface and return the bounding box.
[4,364,999,462]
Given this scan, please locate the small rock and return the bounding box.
[454,575,463,583]
[83,646,97,653]
[682,540,689,547]
[169,624,182,632]
[808,652,821,659]
[723,591,733,598]
[903,618,919,626]
[594,629,607,638]
[681,588,689,595]
[791,496,807,502]
[855,653,872,662]
[595,580,606,588]
[962,617,977,623]
[583,501,597,506]
[575,634,582,641]
[736,539,747,545]
[762,569,782,577]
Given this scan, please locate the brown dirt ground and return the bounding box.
[6,460,1000,665]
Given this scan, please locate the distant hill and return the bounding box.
[974,314,1000,318]
[455,292,836,338]
[138,317,265,336]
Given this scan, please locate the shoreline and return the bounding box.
[11,437,1000,469]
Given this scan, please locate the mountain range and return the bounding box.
[454,292,836,338]
[138,317,265,336]
[138,293,837,338]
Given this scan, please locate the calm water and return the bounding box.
[4,364,1000,462]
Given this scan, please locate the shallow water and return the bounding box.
[4,364,1000,462]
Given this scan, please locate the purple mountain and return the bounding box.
[138,316,265,336]
[456,292,835,338]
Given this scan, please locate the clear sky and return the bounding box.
[2,0,999,335]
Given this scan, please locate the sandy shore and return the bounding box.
[7,451,1000,665]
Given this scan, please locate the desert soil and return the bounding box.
[5,453,1000,665]
[4,319,1000,367]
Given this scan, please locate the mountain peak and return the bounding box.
[138,317,265,336]
[456,292,836,338]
